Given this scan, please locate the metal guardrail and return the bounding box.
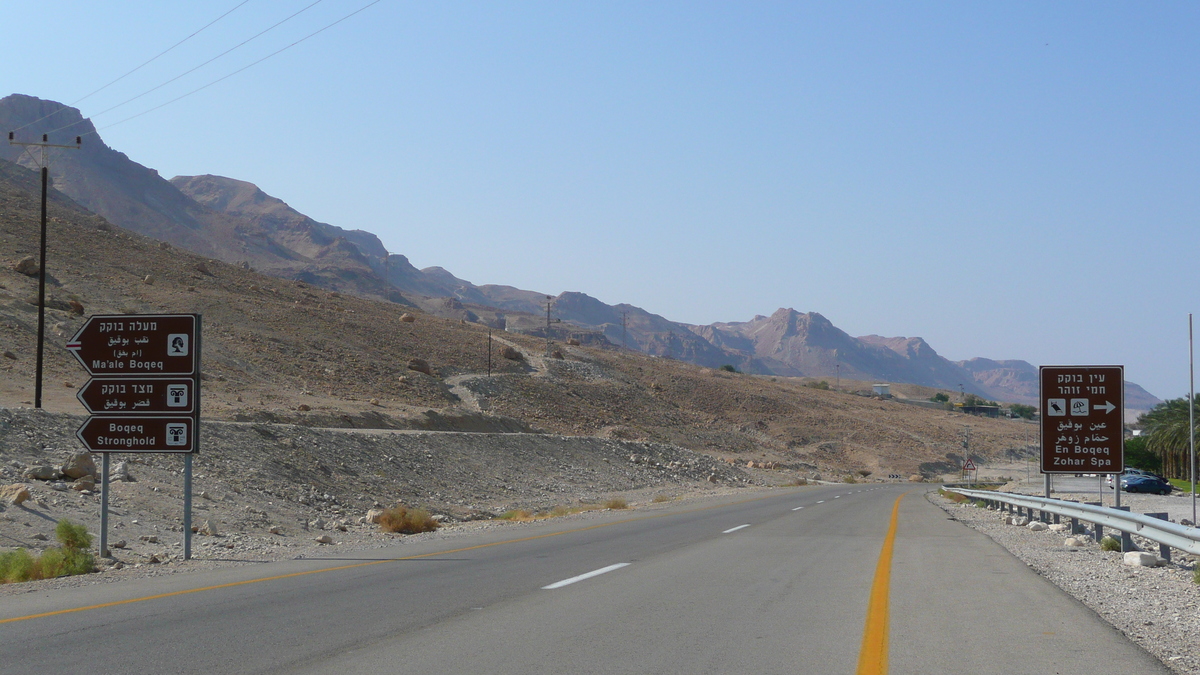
[947,487,1200,557]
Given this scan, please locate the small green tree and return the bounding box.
[1009,403,1036,420]
[931,392,949,403]
[718,364,738,373]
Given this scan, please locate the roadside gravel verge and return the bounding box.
[933,491,1200,674]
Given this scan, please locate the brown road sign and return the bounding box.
[76,416,195,453]
[1040,365,1124,474]
[76,377,194,414]
[66,314,196,375]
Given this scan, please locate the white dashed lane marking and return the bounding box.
[723,524,751,534]
[792,506,804,511]
[542,563,630,590]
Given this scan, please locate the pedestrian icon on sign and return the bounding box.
[167,333,189,357]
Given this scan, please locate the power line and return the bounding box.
[10,0,254,135]
[48,0,329,136]
[90,0,384,136]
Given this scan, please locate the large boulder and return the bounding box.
[1027,521,1048,531]
[108,461,134,482]
[61,451,96,480]
[24,465,61,481]
[500,346,523,361]
[1123,551,1158,567]
[14,256,38,276]
[71,476,96,492]
[2,484,31,506]
[407,358,433,376]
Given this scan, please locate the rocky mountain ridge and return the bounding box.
[0,93,1160,410]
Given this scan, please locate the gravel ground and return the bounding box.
[933,490,1200,674]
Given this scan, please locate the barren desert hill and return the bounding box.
[0,156,1033,478]
[0,95,1161,409]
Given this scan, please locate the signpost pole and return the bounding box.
[1189,313,1195,527]
[100,453,110,558]
[183,454,192,561]
[186,314,200,561]
[34,166,47,408]
[1044,473,1050,499]
[1114,473,1121,509]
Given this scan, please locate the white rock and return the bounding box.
[1064,537,1086,547]
[314,534,333,544]
[1010,516,1030,527]
[365,509,384,524]
[1049,523,1069,532]
[1123,551,1158,567]
[1027,521,1048,531]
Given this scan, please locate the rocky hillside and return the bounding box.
[0,155,1036,483]
[0,94,1160,409]
[0,95,398,300]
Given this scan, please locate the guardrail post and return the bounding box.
[1114,506,1135,552]
[1085,502,1102,541]
[1146,512,1171,563]
[1071,516,1081,534]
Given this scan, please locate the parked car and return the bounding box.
[1107,468,1152,488]
[1121,475,1173,495]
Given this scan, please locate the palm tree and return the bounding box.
[1139,397,1199,479]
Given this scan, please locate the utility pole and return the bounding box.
[8,131,81,409]
[959,383,965,402]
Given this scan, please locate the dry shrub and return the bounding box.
[1,519,94,584]
[938,489,968,503]
[604,498,628,510]
[378,504,440,534]
[786,477,808,486]
[498,509,533,520]
[652,494,672,503]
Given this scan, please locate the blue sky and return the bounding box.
[3,2,1198,399]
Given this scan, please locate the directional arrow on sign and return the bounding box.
[1094,401,1116,414]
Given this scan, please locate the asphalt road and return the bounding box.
[0,484,1171,674]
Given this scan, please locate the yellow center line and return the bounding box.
[0,490,795,625]
[856,492,906,675]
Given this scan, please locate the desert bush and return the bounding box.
[57,519,92,550]
[786,477,808,486]
[1100,535,1121,552]
[718,364,738,373]
[0,519,94,584]
[844,475,857,484]
[0,549,35,584]
[652,494,672,503]
[498,509,532,520]
[378,505,440,534]
[604,498,628,510]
